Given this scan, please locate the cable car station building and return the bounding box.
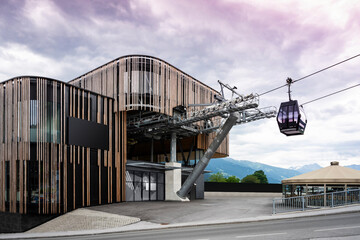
[0,55,276,233]
[0,55,233,218]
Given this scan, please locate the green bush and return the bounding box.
[241,175,260,184]
[252,170,268,184]
[226,175,240,183]
[208,172,226,182]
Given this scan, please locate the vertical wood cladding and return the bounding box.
[1,55,228,215]
[69,55,228,157]
[70,56,217,115]
[0,77,125,215]
[0,78,30,214]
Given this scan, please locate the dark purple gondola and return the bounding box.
[277,78,307,136]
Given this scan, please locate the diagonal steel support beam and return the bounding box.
[177,111,240,198]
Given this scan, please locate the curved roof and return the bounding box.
[0,76,112,98]
[282,162,360,185]
[69,54,220,94]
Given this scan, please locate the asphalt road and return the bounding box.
[35,212,360,240]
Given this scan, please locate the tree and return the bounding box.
[241,175,260,184]
[252,170,268,184]
[208,172,226,182]
[226,175,240,183]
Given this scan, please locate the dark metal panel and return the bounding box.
[67,117,109,150]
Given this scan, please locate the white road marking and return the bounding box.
[315,225,360,232]
[236,232,287,238]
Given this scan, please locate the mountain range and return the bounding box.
[205,158,360,183]
[289,163,322,174]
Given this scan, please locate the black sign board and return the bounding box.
[68,117,109,150]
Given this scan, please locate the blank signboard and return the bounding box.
[68,117,109,150]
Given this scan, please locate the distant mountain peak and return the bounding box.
[289,163,322,174]
[205,158,360,183]
[205,157,301,183]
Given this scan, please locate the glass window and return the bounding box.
[150,172,157,183]
[277,107,285,123]
[143,172,149,183]
[90,94,97,122]
[30,100,38,142]
[294,108,299,123]
[150,183,157,191]
[158,173,164,183]
[126,181,134,201]
[134,182,142,201]
[288,105,293,122]
[134,171,142,183]
[150,185,157,200]
[126,171,165,202]
[126,171,134,182]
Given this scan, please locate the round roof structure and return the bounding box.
[282,161,360,185]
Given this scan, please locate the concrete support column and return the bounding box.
[170,132,176,162]
[165,133,188,201]
[165,162,188,201]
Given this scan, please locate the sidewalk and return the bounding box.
[1,192,360,239]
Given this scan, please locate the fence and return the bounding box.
[273,188,360,214]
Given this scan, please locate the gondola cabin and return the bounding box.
[277,100,307,136]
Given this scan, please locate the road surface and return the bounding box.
[33,212,360,240]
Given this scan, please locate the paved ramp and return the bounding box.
[27,209,140,233]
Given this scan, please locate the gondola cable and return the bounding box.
[301,83,360,106]
[258,53,360,136]
[240,53,360,136]
[259,53,360,97]
[276,82,360,136]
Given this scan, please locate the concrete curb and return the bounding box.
[1,204,360,239]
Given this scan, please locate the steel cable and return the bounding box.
[258,53,360,96]
[301,83,360,106]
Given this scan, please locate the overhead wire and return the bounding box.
[292,53,360,84]
[258,53,360,96]
[301,83,360,106]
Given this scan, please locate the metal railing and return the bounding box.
[273,188,360,214]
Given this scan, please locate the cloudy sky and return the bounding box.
[1,0,359,168]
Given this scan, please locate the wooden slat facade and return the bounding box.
[0,78,30,213]
[1,55,228,215]
[69,55,229,157]
[0,77,126,214]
